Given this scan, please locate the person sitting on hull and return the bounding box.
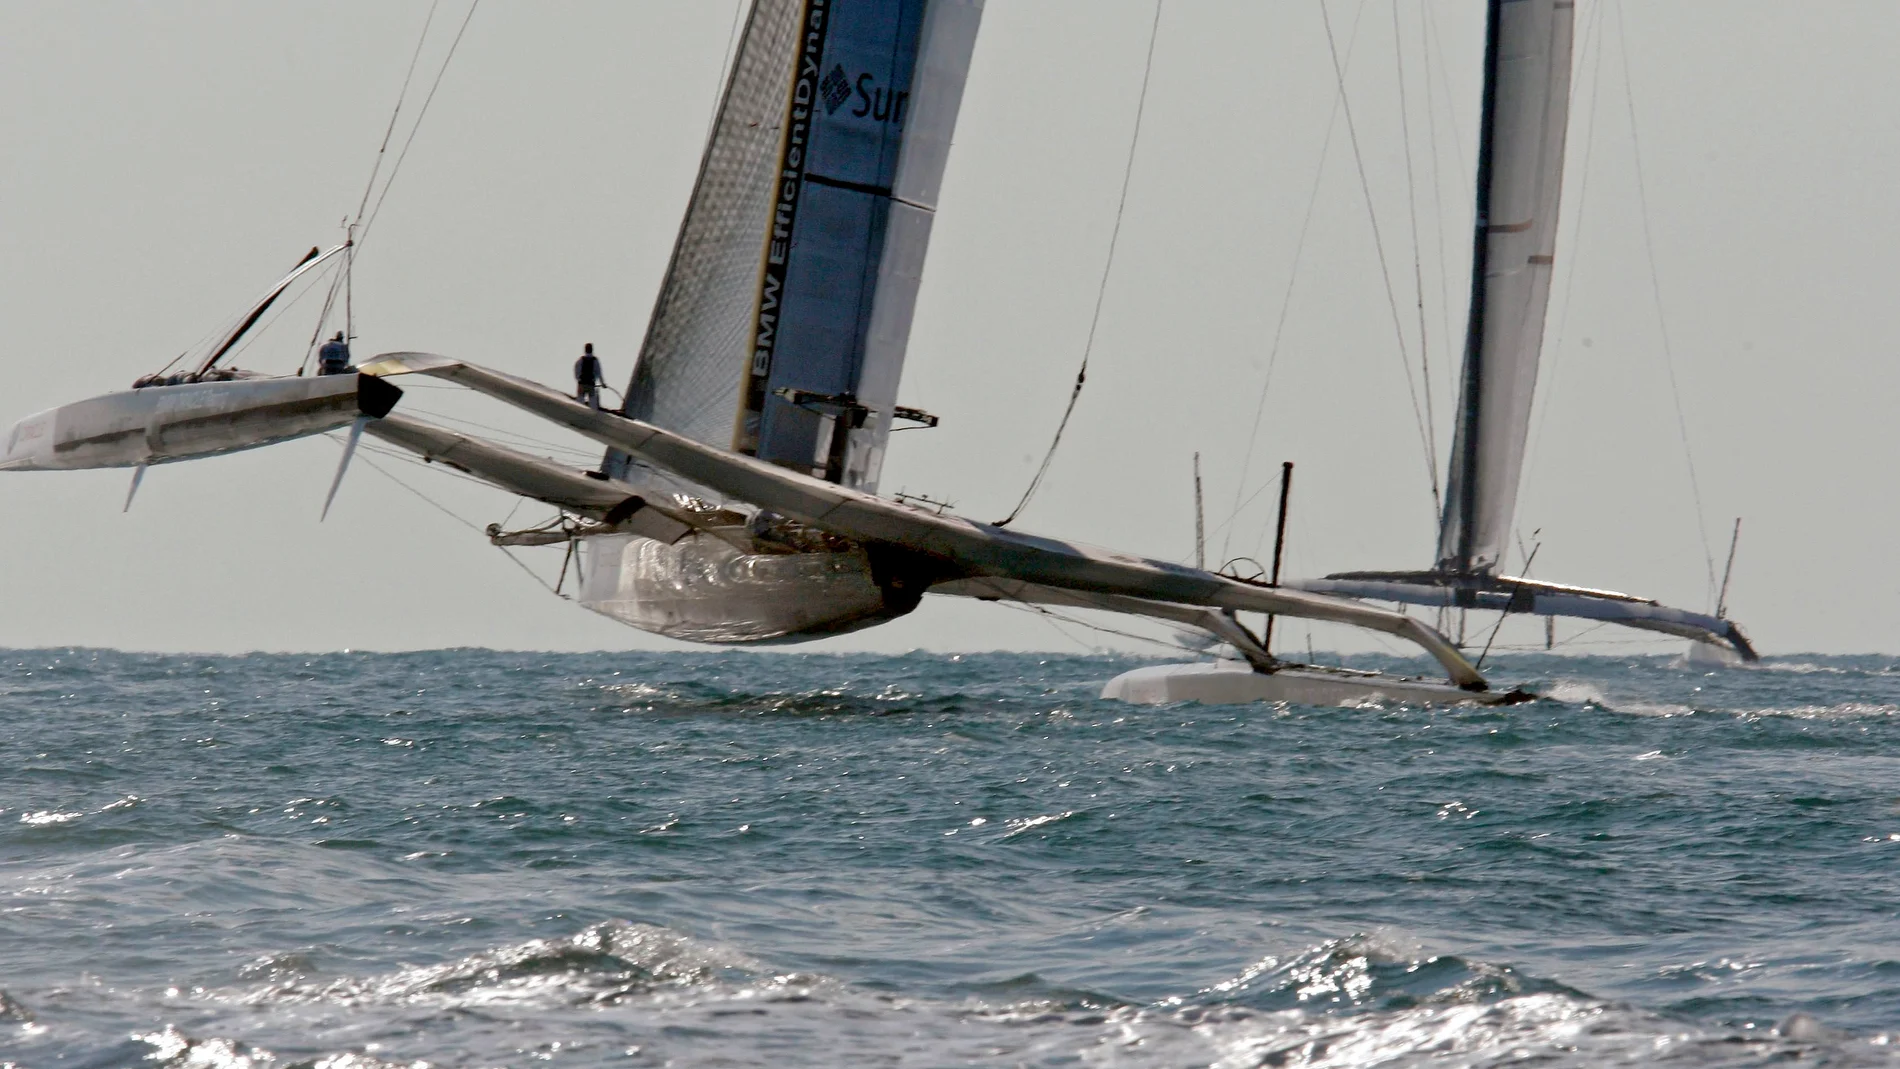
[574,343,604,409]
[318,331,353,376]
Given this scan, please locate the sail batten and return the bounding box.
[1436,0,1575,574]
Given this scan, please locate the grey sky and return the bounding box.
[1,1,1894,656]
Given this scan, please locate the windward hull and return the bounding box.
[0,374,399,472]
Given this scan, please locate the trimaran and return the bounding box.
[1280,0,1757,662]
[0,0,1748,705]
[1120,0,1757,703]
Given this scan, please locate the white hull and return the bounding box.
[1683,640,1746,669]
[0,374,397,471]
[1102,660,1528,707]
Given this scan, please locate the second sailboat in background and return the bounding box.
[1285,0,1756,663]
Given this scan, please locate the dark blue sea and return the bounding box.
[5,649,1900,1068]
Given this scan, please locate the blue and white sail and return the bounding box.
[1437,0,1575,575]
[619,0,982,491]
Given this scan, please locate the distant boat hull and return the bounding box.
[1102,659,1532,707]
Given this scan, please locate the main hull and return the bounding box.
[575,533,901,644]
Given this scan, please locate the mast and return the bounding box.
[1435,0,1575,575]
[1447,0,1504,574]
[1262,461,1294,653]
[1192,452,1204,570]
[1716,517,1742,618]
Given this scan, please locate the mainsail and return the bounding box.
[1301,0,1754,661]
[1436,0,1575,574]
[619,0,982,492]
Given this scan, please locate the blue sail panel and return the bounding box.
[741,0,926,476]
[620,0,982,495]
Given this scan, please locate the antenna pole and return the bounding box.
[1192,453,1205,570]
[1262,461,1294,654]
[1716,517,1742,618]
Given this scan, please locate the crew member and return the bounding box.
[575,343,604,409]
[317,331,353,376]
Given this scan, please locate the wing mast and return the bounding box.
[1436,0,1574,574]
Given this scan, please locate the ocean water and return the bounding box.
[5,648,1900,1068]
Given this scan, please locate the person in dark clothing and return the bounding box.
[575,343,604,409]
[318,332,353,376]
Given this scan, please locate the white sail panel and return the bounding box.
[840,0,982,489]
[623,0,807,452]
[1436,0,1575,573]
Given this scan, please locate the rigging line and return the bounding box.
[300,265,349,375]
[344,439,565,597]
[703,0,746,141]
[347,437,520,494]
[991,0,1164,529]
[1004,602,1104,656]
[225,260,346,365]
[399,406,600,461]
[1421,7,1472,196]
[352,451,566,504]
[359,0,482,249]
[1417,4,1455,410]
[333,436,482,534]
[1219,0,1371,561]
[1521,0,1606,494]
[495,543,565,598]
[498,497,527,535]
[1319,0,1440,522]
[997,600,1185,656]
[353,0,443,228]
[1391,0,1440,517]
[1613,0,1718,603]
[1420,4,1474,400]
[161,276,303,377]
[1474,543,1538,669]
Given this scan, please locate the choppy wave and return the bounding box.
[1537,678,1696,716]
[241,920,816,1010]
[10,648,1900,1067]
[76,927,1897,1068]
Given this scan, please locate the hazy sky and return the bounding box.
[2,1,1896,657]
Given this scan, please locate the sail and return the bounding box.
[1436,0,1575,574]
[620,0,983,493]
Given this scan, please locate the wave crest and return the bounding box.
[245,920,815,1010]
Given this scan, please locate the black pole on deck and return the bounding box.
[1192,453,1205,570]
[1716,517,1742,619]
[1262,461,1294,654]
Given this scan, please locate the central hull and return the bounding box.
[576,533,899,644]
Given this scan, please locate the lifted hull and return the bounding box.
[576,533,900,644]
[1103,660,1532,708]
[0,373,399,471]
